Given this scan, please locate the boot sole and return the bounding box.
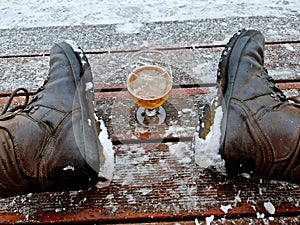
[217,29,263,155]
[199,30,247,139]
[56,41,102,176]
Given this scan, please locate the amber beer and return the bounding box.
[127,65,172,109]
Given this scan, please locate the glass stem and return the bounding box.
[145,108,157,117]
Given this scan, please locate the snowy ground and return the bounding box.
[1,0,299,29]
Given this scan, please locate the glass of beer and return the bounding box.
[127,50,172,127]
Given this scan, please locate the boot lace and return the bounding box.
[0,76,49,116]
[264,68,300,107]
[1,88,30,116]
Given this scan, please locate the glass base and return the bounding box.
[136,106,166,127]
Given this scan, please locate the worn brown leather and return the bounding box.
[212,30,300,183]
[0,42,104,197]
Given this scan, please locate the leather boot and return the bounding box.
[0,41,110,197]
[199,29,300,183]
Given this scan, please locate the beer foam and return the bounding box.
[128,65,172,100]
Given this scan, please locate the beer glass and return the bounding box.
[127,50,172,126]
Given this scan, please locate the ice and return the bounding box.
[137,188,152,195]
[234,190,242,207]
[87,119,92,127]
[63,165,75,171]
[256,212,265,219]
[282,44,295,52]
[116,22,143,34]
[96,118,115,189]
[194,106,225,172]
[264,201,276,215]
[206,215,214,225]
[220,204,232,214]
[168,142,193,164]
[181,108,193,113]
[240,173,251,179]
[165,125,195,137]
[85,82,93,92]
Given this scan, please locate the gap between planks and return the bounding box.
[0,40,299,59]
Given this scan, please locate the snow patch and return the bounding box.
[65,40,81,53]
[234,190,242,207]
[64,40,87,65]
[87,119,92,127]
[194,106,225,172]
[264,201,276,215]
[206,215,214,225]
[282,44,295,51]
[220,204,232,214]
[137,188,152,195]
[63,165,75,171]
[116,22,143,34]
[95,117,115,189]
[1,0,299,29]
[165,125,195,137]
[85,82,93,92]
[256,212,265,219]
[168,142,193,164]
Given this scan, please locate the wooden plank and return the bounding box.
[0,44,299,93]
[0,84,299,141]
[95,88,207,143]
[0,142,300,224]
[110,216,300,224]
[1,16,299,55]
[96,85,300,144]
[0,38,299,224]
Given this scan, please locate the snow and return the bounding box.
[87,119,92,127]
[264,201,276,215]
[206,215,214,225]
[96,117,115,189]
[0,0,299,29]
[63,165,75,171]
[65,39,88,66]
[168,142,193,164]
[194,106,225,172]
[220,204,232,214]
[234,190,242,207]
[256,212,265,219]
[0,0,299,221]
[85,82,93,92]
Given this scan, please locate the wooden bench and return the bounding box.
[0,16,299,224]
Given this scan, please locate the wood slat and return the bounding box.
[0,44,299,93]
[95,88,209,143]
[1,142,300,224]
[1,15,300,55]
[110,216,300,225]
[0,37,299,224]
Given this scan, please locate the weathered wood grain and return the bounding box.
[0,44,299,92]
[1,16,299,55]
[0,142,300,224]
[0,27,299,224]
